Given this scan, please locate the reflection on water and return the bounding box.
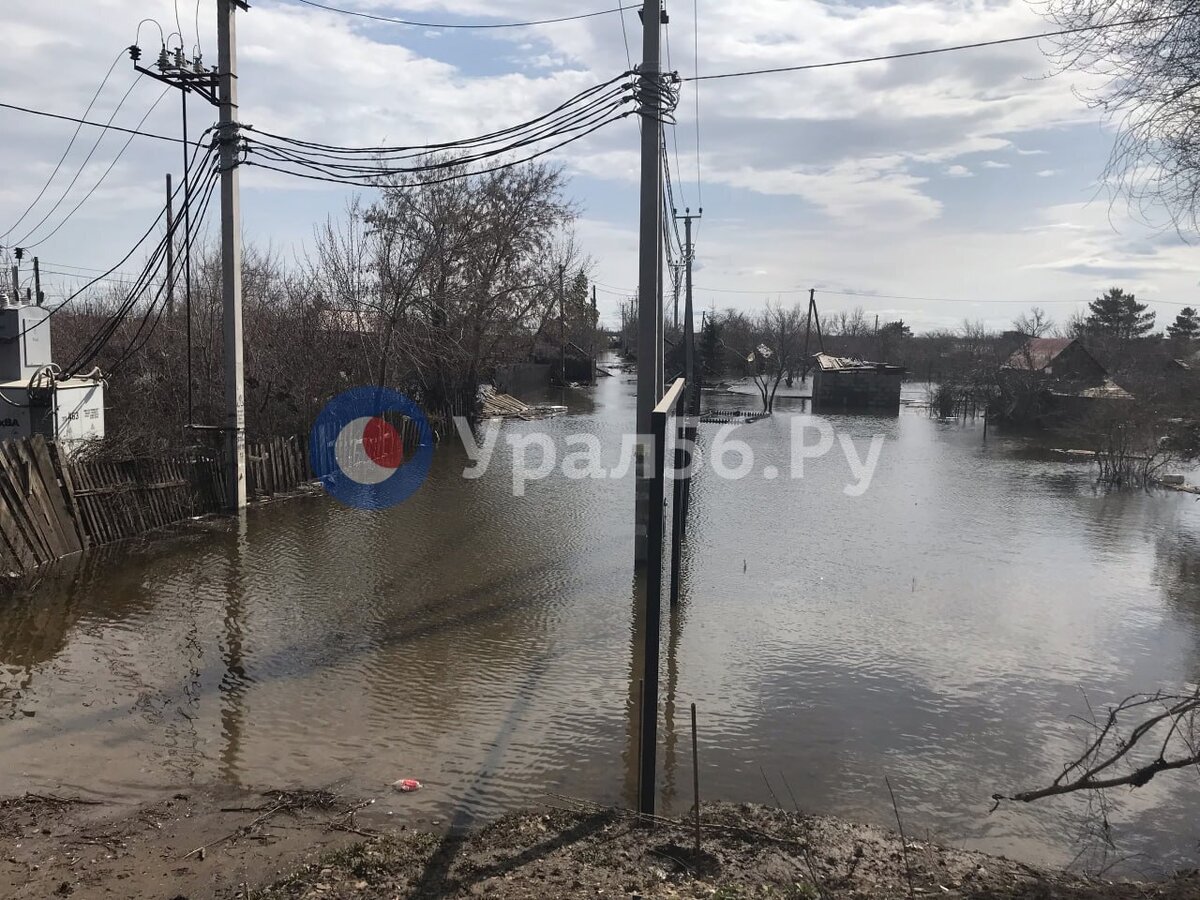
[1,364,1199,873]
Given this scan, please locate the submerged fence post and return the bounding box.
[640,378,685,816]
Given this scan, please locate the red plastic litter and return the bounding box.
[392,779,422,793]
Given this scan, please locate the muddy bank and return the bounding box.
[0,787,382,899]
[3,790,1196,899]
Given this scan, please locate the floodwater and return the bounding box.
[2,362,1200,875]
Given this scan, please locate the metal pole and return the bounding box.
[691,702,701,858]
[32,257,41,306]
[182,86,194,428]
[591,284,598,384]
[10,265,18,306]
[165,174,175,316]
[635,0,663,566]
[218,0,246,509]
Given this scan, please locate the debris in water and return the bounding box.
[392,779,422,793]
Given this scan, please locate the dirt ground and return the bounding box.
[0,787,378,899]
[2,790,1196,899]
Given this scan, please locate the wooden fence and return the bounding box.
[0,433,318,578]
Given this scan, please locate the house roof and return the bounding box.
[812,352,902,371]
[1005,337,1072,371]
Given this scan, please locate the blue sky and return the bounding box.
[1,0,1198,333]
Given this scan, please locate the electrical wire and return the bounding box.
[107,168,220,376]
[66,153,219,377]
[683,12,1200,82]
[596,280,1196,308]
[22,88,173,250]
[692,0,702,208]
[618,3,632,73]
[1,48,127,243]
[5,135,217,352]
[244,73,643,187]
[664,21,689,211]
[245,111,632,188]
[0,100,200,146]
[284,0,639,30]
[245,73,633,156]
[10,77,144,249]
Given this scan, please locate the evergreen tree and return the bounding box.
[1166,306,1199,340]
[1085,287,1156,340]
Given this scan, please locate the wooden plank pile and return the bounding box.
[481,388,536,420]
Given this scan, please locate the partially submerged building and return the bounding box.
[1000,337,1132,424]
[811,353,904,413]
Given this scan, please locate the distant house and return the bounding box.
[1004,338,1106,381]
[1001,337,1132,424]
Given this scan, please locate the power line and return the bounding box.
[683,12,1199,82]
[664,21,688,211]
[0,100,201,146]
[819,289,1196,308]
[593,281,1195,307]
[22,89,173,250]
[1,48,126,242]
[617,3,632,73]
[284,0,638,30]
[692,0,702,207]
[11,77,145,248]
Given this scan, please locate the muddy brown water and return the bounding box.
[1,365,1199,876]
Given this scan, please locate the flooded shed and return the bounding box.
[811,353,904,413]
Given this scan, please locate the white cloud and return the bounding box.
[0,0,1184,333]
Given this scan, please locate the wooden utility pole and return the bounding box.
[218,0,248,509]
[635,0,664,566]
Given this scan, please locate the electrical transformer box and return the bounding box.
[0,306,52,382]
[0,378,105,455]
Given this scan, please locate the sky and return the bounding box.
[1,0,1198,334]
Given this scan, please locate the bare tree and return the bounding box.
[1039,0,1200,230]
[996,687,1200,804]
[745,302,804,413]
[1012,306,1055,338]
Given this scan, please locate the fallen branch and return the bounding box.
[995,688,1200,805]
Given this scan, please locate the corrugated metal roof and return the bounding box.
[813,352,899,371]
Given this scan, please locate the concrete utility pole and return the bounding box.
[677,210,701,414]
[671,263,682,331]
[559,263,567,387]
[218,0,248,510]
[635,0,664,565]
[165,174,175,316]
